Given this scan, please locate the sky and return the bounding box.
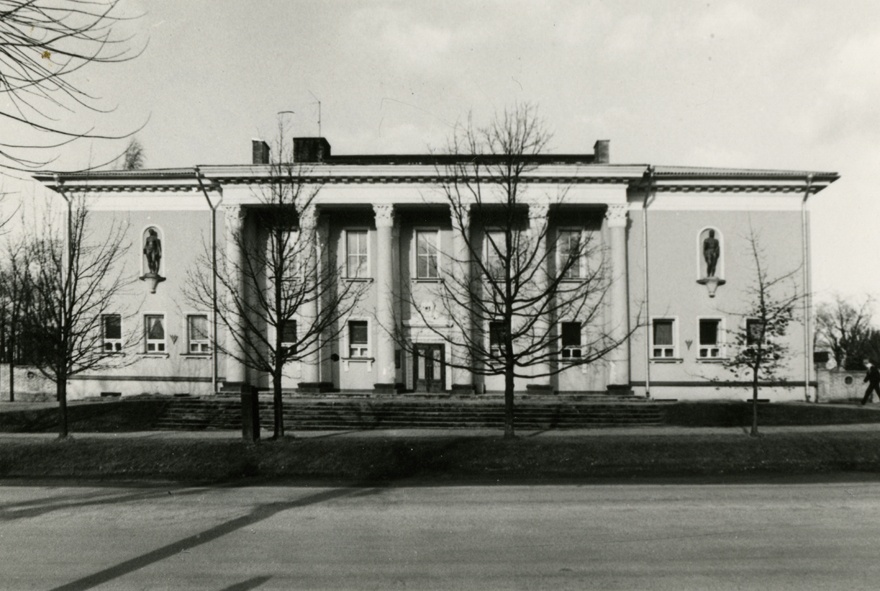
[3,0,878,308]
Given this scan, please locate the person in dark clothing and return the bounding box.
[862,360,880,405]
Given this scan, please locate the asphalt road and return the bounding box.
[2,479,880,590]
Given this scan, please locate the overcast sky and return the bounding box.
[7,0,879,306]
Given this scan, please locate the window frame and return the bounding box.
[650,317,677,359]
[144,314,166,354]
[185,313,210,355]
[346,319,371,359]
[560,320,583,359]
[557,228,585,281]
[488,320,507,359]
[280,318,298,356]
[697,317,723,359]
[102,313,123,353]
[484,229,508,281]
[746,318,764,347]
[413,228,441,280]
[344,228,370,279]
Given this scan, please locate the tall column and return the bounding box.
[606,204,631,390]
[224,204,248,386]
[373,204,399,392]
[451,206,474,393]
[527,202,552,392]
[298,206,320,389]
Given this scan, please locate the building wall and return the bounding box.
[626,191,812,402]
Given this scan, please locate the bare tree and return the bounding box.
[815,294,874,370]
[20,193,135,438]
[724,228,802,437]
[0,0,142,171]
[398,105,630,438]
[186,131,365,439]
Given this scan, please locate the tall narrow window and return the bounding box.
[281,319,297,355]
[346,230,369,278]
[187,314,209,354]
[746,318,764,346]
[485,230,506,280]
[652,319,675,358]
[102,314,122,352]
[558,230,583,280]
[561,321,582,358]
[698,318,721,358]
[348,320,369,358]
[144,315,166,353]
[415,230,440,279]
[489,321,506,357]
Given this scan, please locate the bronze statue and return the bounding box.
[144,229,162,275]
[703,229,720,277]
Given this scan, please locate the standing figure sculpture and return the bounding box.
[144,229,162,275]
[703,229,720,277]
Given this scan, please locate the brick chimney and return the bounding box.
[251,139,270,165]
[293,137,331,163]
[593,140,610,164]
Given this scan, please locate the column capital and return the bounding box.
[373,204,395,228]
[299,205,318,230]
[527,202,550,222]
[224,204,246,228]
[605,204,628,228]
[451,205,470,233]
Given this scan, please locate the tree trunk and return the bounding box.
[750,368,759,437]
[273,372,285,439]
[504,364,515,439]
[58,377,69,439]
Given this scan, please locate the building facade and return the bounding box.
[34,138,838,402]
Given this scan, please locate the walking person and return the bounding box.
[862,359,880,405]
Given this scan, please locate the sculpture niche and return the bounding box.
[140,227,166,293]
[697,228,725,297]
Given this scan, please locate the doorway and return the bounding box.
[413,344,445,392]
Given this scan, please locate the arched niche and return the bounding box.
[140,225,166,293]
[696,227,725,297]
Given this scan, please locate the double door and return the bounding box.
[414,344,445,393]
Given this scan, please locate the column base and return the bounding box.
[297,381,334,394]
[526,384,554,395]
[373,382,405,395]
[219,381,250,395]
[450,383,475,395]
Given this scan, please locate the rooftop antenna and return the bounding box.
[308,90,322,136]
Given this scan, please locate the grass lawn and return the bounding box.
[1,431,880,483]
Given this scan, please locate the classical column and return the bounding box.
[373,204,399,392]
[527,202,552,392]
[223,204,248,387]
[451,206,474,393]
[297,206,320,390]
[606,204,631,390]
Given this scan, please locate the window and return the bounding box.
[346,230,368,278]
[489,321,506,357]
[280,319,297,355]
[558,230,583,280]
[144,315,166,353]
[652,319,675,358]
[560,321,582,358]
[348,320,369,358]
[746,319,764,346]
[102,314,122,353]
[415,230,440,279]
[187,314,209,354]
[698,318,721,359]
[485,230,506,280]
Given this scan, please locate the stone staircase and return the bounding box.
[154,394,666,431]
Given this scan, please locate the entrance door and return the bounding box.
[414,344,445,392]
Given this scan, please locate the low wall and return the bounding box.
[818,368,866,402]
